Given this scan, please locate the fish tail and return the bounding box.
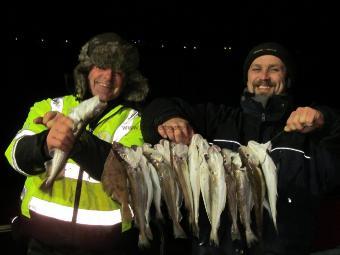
[245,229,258,248]
[145,224,153,240]
[138,232,150,249]
[209,230,219,246]
[39,180,53,195]
[231,224,241,241]
[155,209,164,221]
[273,219,278,234]
[192,222,200,238]
[173,222,187,239]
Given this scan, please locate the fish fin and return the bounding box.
[145,224,153,240]
[121,203,133,222]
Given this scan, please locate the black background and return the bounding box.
[3,0,340,251]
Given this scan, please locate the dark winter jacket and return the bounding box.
[141,92,340,255]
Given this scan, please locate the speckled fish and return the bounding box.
[206,144,226,246]
[40,95,107,192]
[247,140,278,231]
[142,143,187,239]
[221,148,240,241]
[101,144,132,223]
[233,153,258,247]
[172,143,195,233]
[188,134,209,237]
[147,156,164,220]
[116,144,152,248]
[239,145,266,239]
[138,148,154,241]
[196,135,211,236]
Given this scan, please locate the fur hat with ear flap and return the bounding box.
[73,32,149,102]
[243,42,296,89]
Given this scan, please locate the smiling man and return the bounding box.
[244,42,291,97]
[141,42,340,255]
[5,32,149,255]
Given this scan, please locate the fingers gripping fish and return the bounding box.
[40,96,107,192]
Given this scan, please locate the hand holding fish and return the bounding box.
[34,111,75,154]
[157,117,194,145]
[35,112,76,155]
[284,107,324,133]
[34,111,61,129]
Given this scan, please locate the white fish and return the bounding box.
[206,144,227,246]
[139,149,154,240]
[147,159,164,220]
[239,145,266,239]
[247,140,278,231]
[40,96,107,192]
[143,143,187,239]
[221,148,240,241]
[172,143,194,233]
[188,134,208,237]
[117,145,152,248]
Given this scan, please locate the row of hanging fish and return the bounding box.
[101,134,278,248]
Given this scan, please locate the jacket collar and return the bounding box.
[240,91,294,122]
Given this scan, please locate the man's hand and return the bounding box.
[157,117,194,144]
[34,111,60,129]
[35,112,75,154]
[284,107,324,133]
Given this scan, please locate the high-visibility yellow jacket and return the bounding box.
[5,95,143,249]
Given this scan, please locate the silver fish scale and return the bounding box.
[104,135,277,249]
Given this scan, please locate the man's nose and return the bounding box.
[100,69,113,80]
[259,70,270,80]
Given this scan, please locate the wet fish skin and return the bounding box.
[127,164,151,248]
[40,96,107,192]
[188,134,202,237]
[207,145,227,246]
[234,153,258,248]
[116,145,151,248]
[172,143,195,234]
[143,144,187,239]
[148,159,164,220]
[221,148,241,241]
[101,147,132,222]
[139,149,154,241]
[247,140,278,231]
[239,145,266,239]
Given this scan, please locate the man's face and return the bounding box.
[88,66,125,102]
[247,55,287,96]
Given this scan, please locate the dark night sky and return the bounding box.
[3,1,339,222]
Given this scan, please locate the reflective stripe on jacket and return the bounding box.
[5,95,143,232]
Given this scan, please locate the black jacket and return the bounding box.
[141,93,340,255]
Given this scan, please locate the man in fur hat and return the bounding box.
[141,42,340,254]
[5,33,149,255]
